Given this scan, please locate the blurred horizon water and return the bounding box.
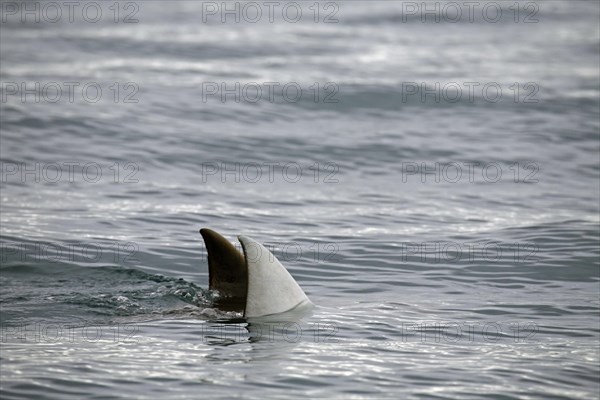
[1,1,599,399]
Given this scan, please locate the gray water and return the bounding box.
[1,1,599,399]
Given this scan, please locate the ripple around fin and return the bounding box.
[0,264,213,324]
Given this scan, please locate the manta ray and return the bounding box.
[199,228,312,318]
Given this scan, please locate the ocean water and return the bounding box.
[1,1,599,399]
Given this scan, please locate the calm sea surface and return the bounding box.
[1,1,599,399]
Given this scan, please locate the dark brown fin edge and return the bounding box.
[199,228,248,313]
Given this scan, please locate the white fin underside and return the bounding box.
[238,235,311,317]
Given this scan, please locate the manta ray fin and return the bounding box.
[200,228,311,317]
[199,228,247,312]
[238,235,311,318]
